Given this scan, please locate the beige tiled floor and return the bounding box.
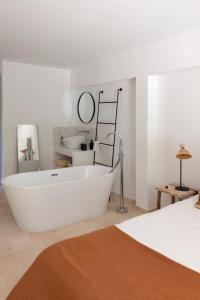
[0,192,143,299]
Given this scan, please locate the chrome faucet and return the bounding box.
[105,131,128,213]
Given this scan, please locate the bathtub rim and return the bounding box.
[2,165,114,190]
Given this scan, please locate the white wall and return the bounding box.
[148,67,200,207]
[74,79,136,200]
[71,27,200,209]
[2,61,71,176]
[0,76,2,183]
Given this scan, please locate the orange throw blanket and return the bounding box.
[7,226,200,300]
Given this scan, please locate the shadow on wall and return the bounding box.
[148,67,200,208]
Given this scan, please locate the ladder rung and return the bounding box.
[99,101,117,104]
[94,162,112,167]
[99,143,114,147]
[98,122,115,125]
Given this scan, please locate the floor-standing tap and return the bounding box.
[105,131,128,213]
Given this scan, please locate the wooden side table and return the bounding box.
[156,184,197,210]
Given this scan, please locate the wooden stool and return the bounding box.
[156,184,197,209]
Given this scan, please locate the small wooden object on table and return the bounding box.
[156,184,197,210]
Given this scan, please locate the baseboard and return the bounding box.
[110,192,147,213]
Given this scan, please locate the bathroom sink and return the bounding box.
[63,136,86,150]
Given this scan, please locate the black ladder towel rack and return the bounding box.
[93,88,122,167]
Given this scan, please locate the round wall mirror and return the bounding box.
[77,92,95,124]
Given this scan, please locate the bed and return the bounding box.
[7,195,200,299]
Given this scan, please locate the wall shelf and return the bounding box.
[53,145,93,167]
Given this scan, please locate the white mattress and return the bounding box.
[117,195,200,273]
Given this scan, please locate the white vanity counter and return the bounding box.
[53,145,94,167]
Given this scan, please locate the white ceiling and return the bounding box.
[0,0,200,68]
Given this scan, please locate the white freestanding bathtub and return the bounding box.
[2,165,115,232]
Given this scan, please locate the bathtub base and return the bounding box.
[3,166,115,232]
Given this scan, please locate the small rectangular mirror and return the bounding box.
[17,124,40,173]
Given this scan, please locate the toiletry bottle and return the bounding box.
[81,143,87,151]
[90,139,94,150]
[60,136,64,146]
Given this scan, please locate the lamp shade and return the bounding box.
[176,144,192,160]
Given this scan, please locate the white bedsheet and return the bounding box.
[117,195,200,273]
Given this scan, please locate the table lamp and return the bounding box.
[175,144,192,191]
